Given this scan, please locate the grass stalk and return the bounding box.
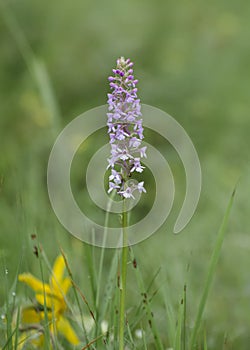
[96,191,115,312]
[37,253,51,348]
[175,284,187,350]
[189,189,235,349]
[129,247,164,350]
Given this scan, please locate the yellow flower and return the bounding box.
[18,255,80,347]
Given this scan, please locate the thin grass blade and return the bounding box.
[189,189,235,349]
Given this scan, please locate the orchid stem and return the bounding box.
[119,199,128,350]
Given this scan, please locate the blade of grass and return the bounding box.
[189,189,236,349]
[81,332,107,350]
[60,249,93,344]
[14,306,20,350]
[203,330,207,350]
[37,249,51,348]
[171,283,188,350]
[142,326,148,350]
[160,280,176,347]
[183,283,187,350]
[96,192,116,312]
[131,265,161,329]
[85,239,98,306]
[126,321,135,349]
[174,291,185,350]
[98,251,119,327]
[129,247,164,350]
[0,2,61,133]
[31,59,61,133]
[146,266,162,296]
[109,270,120,350]
[2,328,16,350]
[1,257,12,350]
[223,332,229,350]
[96,195,121,344]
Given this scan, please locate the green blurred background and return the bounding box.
[1,0,250,347]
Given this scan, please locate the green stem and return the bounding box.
[119,199,128,350]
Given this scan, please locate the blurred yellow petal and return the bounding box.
[18,255,78,347]
[35,293,52,309]
[21,306,43,324]
[61,276,72,295]
[35,293,62,312]
[19,273,51,294]
[57,316,80,345]
[50,255,65,291]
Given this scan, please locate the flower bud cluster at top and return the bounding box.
[107,57,146,199]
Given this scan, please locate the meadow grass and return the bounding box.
[1,1,250,349]
[0,190,235,349]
